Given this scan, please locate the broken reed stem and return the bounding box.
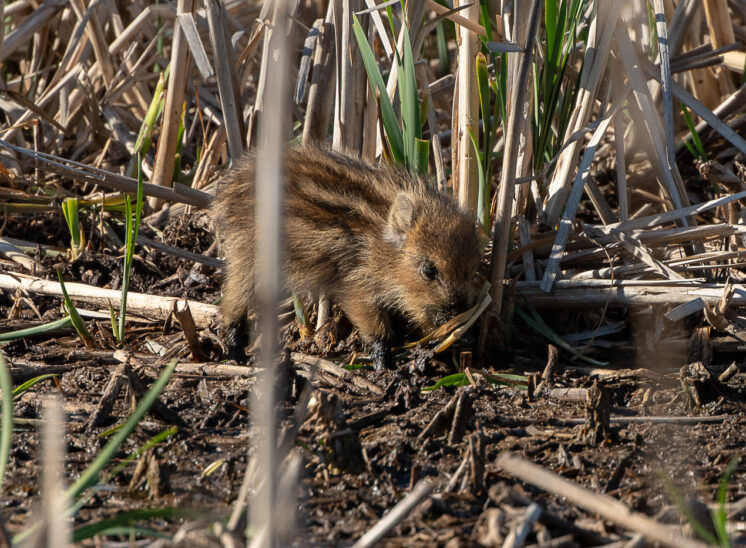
[206,0,245,160]
[543,2,620,225]
[41,398,71,548]
[0,273,218,328]
[480,0,543,354]
[454,0,479,215]
[149,0,195,211]
[497,452,710,548]
[250,0,289,544]
[702,0,736,96]
[351,479,434,548]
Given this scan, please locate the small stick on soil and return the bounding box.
[718,361,739,383]
[497,452,710,548]
[173,301,202,362]
[0,273,218,328]
[546,387,588,402]
[557,415,728,426]
[351,479,434,548]
[468,432,485,495]
[117,360,187,427]
[516,280,746,308]
[445,449,470,493]
[535,344,558,395]
[502,503,541,548]
[418,391,459,440]
[0,238,46,273]
[87,363,128,431]
[448,388,473,444]
[290,352,383,395]
[173,362,251,377]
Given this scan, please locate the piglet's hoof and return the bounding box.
[370,339,394,371]
[226,320,249,363]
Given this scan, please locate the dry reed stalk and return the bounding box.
[510,0,534,220]
[481,0,542,340]
[497,452,710,548]
[333,0,366,154]
[685,7,722,111]
[40,398,70,548]
[250,0,289,543]
[651,0,676,175]
[643,60,746,156]
[426,0,486,37]
[612,69,629,221]
[1,0,67,62]
[416,63,447,191]
[302,1,336,146]
[0,140,211,207]
[543,1,622,226]
[616,28,695,234]
[206,0,245,160]
[453,0,479,215]
[0,273,218,328]
[149,0,195,211]
[540,93,625,292]
[702,0,736,96]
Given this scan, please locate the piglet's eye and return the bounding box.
[420,261,439,281]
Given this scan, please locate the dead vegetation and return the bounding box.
[0,0,746,546]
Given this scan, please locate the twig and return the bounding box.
[481,0,543,352]
[0,273,218,328]
[351,479,434,548]
[290,352,383,395]
[497,452,710,548]
[502,503,541,548]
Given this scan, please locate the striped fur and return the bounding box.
[212,145,481,346]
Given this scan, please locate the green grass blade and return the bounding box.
[0,354,13,491]
[422,373,470,392]
[119,155,144,343]
[475,51,493,202]
[72,507,207,543]
[127,68,167,179]
[0,316,72,342]
[172,103,186,182]
[56,271,94,348]
[680,102,707,161]
[478,0,493,43]
[398,18,423,172]
[352,14,405,164]
[660,471,719,546]
[65,359,177,500]
[108,300,118,340]
[515,306,609,366]
[62,198,82,258]
[422,371,528,392]
[467,127,489,233]
[118,195,133,342]
[69,426,179,516]
[13,374,58,399]
[414,137,430,175]
[435,21,450,76]
[713,457,739,547]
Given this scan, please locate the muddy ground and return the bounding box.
[1,209,745,546]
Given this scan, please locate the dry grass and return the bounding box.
[1,0,746,545]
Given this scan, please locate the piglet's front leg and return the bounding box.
[338,296,394,370]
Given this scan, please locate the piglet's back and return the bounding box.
[213,146,426,290]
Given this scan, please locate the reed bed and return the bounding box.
[0,0,745,545]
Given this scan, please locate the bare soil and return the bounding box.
[1,209,745,546]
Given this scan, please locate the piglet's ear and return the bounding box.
[384,192,415,247]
